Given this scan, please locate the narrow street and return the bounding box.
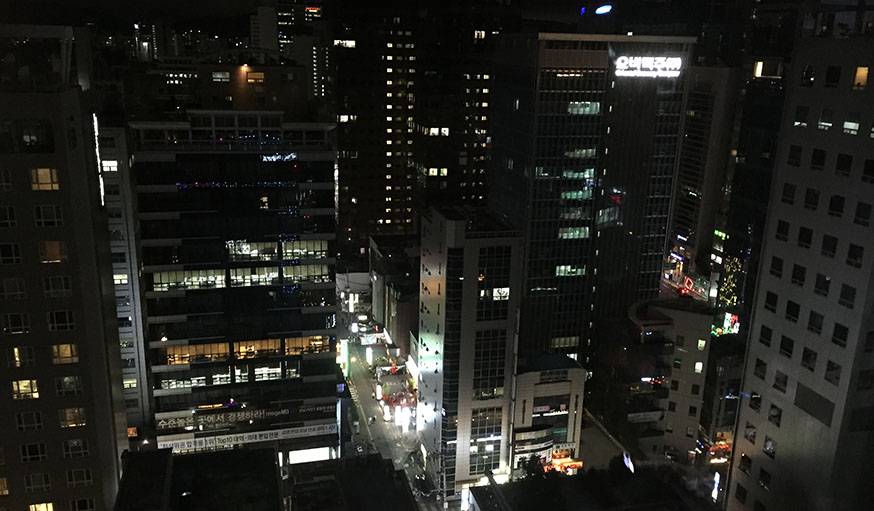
[345,342,446,511]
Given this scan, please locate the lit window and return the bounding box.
[123,378,138,389]
[211,71,230,82]
[0,476,8,495]
[853,66,868,89]
[474,30,486,39]
[28,503,54,511]
[246,71,265,84]
[52,343,79,364]
[39,241,67,263]
[694,362,704,374]
[843,115,860,135]
[59,407,87,428]
[555,265,584,277]
[12,379,39,399]
[101,160,118,172]
[697,339,706,351]
[31,167,60,191]
[558,226,590,239]
[113,273,129,285]
[567,101,600,115]
[817,109,833,130]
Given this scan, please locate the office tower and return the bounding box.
[0,24,128,511]
[97,126,151,444]
[121,62,343,461]
[416,207,522,498]
[628,299,713,459]
[727,34,874,511]
[250,6,280,53]
[668,66,739,283]
[412,3,506,207]
[510,354,586,474]
[489,33,694,364]
[329,1,419,266]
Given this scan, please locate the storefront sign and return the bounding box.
[157,422,339,451]
[262,153,298,162]
[156,403,336,431]
[614,56,682,78]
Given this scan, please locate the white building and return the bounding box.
[728,34,874,511]
[416,207,521,498]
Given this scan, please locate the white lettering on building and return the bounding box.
[261,153,298,162]
[614,56,682,78]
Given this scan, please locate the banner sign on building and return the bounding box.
[157,422,339,451]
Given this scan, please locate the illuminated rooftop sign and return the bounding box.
[261,153,298,162]
[614,56,682,78]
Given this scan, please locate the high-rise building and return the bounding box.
[0,24,128,511]
[129,115,343,461]
[415,206,522,498]
[97,126,151,445]
[489,33,694,364]
[727,34,874,511]
[329,2,419,266]
[250,6,280,53]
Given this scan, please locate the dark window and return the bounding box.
[866,332,874,353]
[794,105,809,127]
[824,65,841,87]
[801,64,815,86]
[825,360,842,385]
[814,273,831,296]
[758,468,772,490]
[855,202,871,226]
[773,371,788,393]
[836,154,853,176]
[754,358,767,379]
[691,384,700,395]
[763,435,777,458]
[735,483,748,504]
[668,401,676,412]
[776,220,789,241]
[828,195,845,217]
[839,284,856,308]
[791,264,806,286]
[832,323,849,348]
[769,256,783,278]
[739,454,751,473]
[688,405,697,417]
[807,311,823,334]
[764,291,778,312]
[802,348,817,371]
[847,244,864,268]
[768,404,782,427]
[804,188,819,210]
[798,227,812,248]
[759,325,772,346]
[810,148,826,170]
[781,183,796,204]
[857,370,874,391]
[749,392,761,411]
[780,336,794,358]
[670,380,679,391]
[821,234,837,257]
[787,145,802,166]
[785,300,800,322]
[755,501,767,511]
[864,159,874,183]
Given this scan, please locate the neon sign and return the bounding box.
[614,56,682,78]
[261,153,298,162]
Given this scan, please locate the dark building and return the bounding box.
[369,235,418,356]
[489,33,694,365]
[119,62,344,462]
[0,24,129,511]
[114,448,282,511]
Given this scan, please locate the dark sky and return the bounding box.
[8,0,255,27]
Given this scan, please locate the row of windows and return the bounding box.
[799,63,868,90]
[780,183,872,233]
[150,264,332,291]
[9,375,82,400]
[2,311,75,334]
[0,167,62,191]
[159,336,330,365]
[0,204,63,228]
[0,241,69,264]
[6,344,79,367]
[787,144,874,182]
[4,408,86,431]
[1,276,73,300]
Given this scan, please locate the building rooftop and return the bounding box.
[115,448,281,511]
[629,297,714,327]
[518,352,583,374]
[470,466,706,511]
[435,206,520,238]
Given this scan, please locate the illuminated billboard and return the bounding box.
[614,56,682,78]
[711,312,740,336]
